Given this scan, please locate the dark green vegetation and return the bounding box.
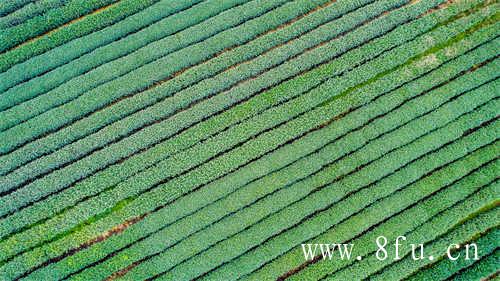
[0,0,498,280]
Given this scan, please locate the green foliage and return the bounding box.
[0,0,70,29]
[0,0,120,52]
[0,0,294,133]
[396,228,498,281]
[0,0,497,280]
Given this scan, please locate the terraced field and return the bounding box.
[0,0,498,280]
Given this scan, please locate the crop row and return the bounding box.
[324,193,499,281]
[405,228,498,281]
[284,180,500,281]
[405,229,498,281]
[243,148,499,281]
[0,0,187,73]
[0,0,432,238]
[242,187,499,281]
[0,18,492,276]
[0,0,404,182]
[0,0,239,106]
[0,0,433,224]
[33,39,491,279]
[12,31,499,280]
[125,94,499,280]
[366,220,499,280]
[0,0,36,17]
[62,70,499,281]
[0,0,298,133]
[0,0,492,262]
[0,8,480,256]
[0,0,454,232]
[0,0,119,53]
[0,0,70,30]
[452,250,500,281]
[0,0,484,223]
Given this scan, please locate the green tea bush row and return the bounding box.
[124,92,499,281]
[366,221,499,280]
[0,3,446,247]
[0,0,119,52]
[0,0,237,105]
[33,40,500,280]
[0,0,69,29]
[0,0,298,132]
[0,0,476,219]
[452,250,500,281]
[0,0,36,17]
[405,229,498,281]
[0,1,454,230]
[65,68,498,281]
[2,18,490,276]
[243,147,498,280]
[0,7,488,274]
[3,49,494,280]
[0,6,472,245]
[327,201,499,280]
[0,0,195,73]
[0,0,401,181]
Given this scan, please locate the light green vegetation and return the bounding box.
[0,0,497,280]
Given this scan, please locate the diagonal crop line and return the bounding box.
[326,189,500,281]
[0,1,442,237]
[363,214,500,280]
[0,0,454,158]
[106,87,500,278]
[23,47,500,280]
[1,38,498,281]
[16,41,500,280]
[0,0,206,75]
[0,0,294,134]
[407,226,499,281]
[0,0,383,180]
[0,21,492,270]
[0,13,468,249]
[0,0,406,170]
[200,106,500,278]
[0,4,492,274]
[250,149,500,280]
[442,248,500,281]
[0,0,329,99]
[0,0,201,93]
[101,86,497,281]
[404,229,499,281]
[147,117,499,280]
[60,49,498,278]
[4,0,480,212]
[255,184,500,281]
[48,50,494,281]
[0,0,484,220]
[0,0,73,30]
[0,0,450,219]
[0,1,430,224]
[0,1,497,280]
[0,0,122,54]
[318,192,500,281]
[280,177,500,281]
[0,0,246,105]
[0,0,37,17]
